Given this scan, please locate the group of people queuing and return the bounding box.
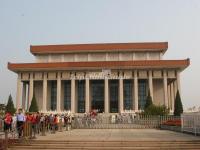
[1,109,72,138]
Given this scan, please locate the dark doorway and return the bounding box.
[91,80,104,113]
[109,80,119,113]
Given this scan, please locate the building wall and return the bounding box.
[64,54,74,62]
[35,52,162,62]
[153,79,164,105]
[34,81,43,111]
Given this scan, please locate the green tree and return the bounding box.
[174,90,183,116]
[144,90,153,109]
[5,94,16,115]
[29,93,38,112]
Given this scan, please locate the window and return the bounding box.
[109,80,119,113]
[63,80,71,111]
[50,81,57,110]
[124,80,133,110]
[138,79,147,110]
[91,80,104,113]
[77,80,85,113]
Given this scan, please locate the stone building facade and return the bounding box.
[8,42,189,113]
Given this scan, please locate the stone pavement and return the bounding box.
[35,129,200,141]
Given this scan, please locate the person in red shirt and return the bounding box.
[4,112,12,131]
[31,113,37,138]
[53,114,59,131]
[26,113,33,123]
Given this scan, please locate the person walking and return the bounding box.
[16,109,25,138]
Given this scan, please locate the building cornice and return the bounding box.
[30,42,168,55]
[8,59,190,73]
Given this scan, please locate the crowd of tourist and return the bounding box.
[1,109,73,138]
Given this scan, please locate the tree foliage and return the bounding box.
[144,90,153,109]
[29,93,38,112]
[5,94,16,115]
[143,104,169,115]
[174,90,183,116]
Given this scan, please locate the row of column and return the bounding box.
[16,70,181,113]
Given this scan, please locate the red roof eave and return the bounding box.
[8,59,190,73]
[30,42,168,55]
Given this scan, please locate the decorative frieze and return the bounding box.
[138,70,147,78]
[62,72,71,79]
[21,72,29,80]
[153,70,162,78]
[124,71,132,79]
[48,72,57,80]
[34,72,43,80]
[167,70,176,78]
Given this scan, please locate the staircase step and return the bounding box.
[8,140,200,150]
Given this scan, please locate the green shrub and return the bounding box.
[5,94,16,115]
[144,90,153,109]
[174,90,183,116]
[29,93,39,112]
[143,104,169,115]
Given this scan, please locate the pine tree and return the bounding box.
[5,94,16,115]
[174,90,183,116]
[29,93,39,112]
[144,90,153,109]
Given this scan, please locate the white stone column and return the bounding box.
[119,78,124,113]
[16,73,22,110]
[104,78,109,113]
[148,70,153,101]
[163,70,168,108]
[57,72,61,112]
[171,83,174,111]
[167,85,171,110]
[176,70,181,95]
[43,73,47,112]
[173,81,177,99]
[28,73,34,108]
[71,78,75,113]
[85,78,90,113]
[134,71,138,111]
[22,82,26,110]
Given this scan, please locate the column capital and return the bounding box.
[134,70,138,78]
[163,70,167,77]
[17,73,22,80]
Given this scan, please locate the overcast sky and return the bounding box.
[0,0,200,109]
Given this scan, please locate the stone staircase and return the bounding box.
[8,140,200,150]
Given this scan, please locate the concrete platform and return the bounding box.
[35,129,200,141]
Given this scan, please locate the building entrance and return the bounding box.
[91,80,104,113]
[109,80,119,113]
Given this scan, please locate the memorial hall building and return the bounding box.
[8,42,190,113]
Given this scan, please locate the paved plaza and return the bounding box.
[35,129,200,141]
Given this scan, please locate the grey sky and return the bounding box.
[0,0,199,109]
